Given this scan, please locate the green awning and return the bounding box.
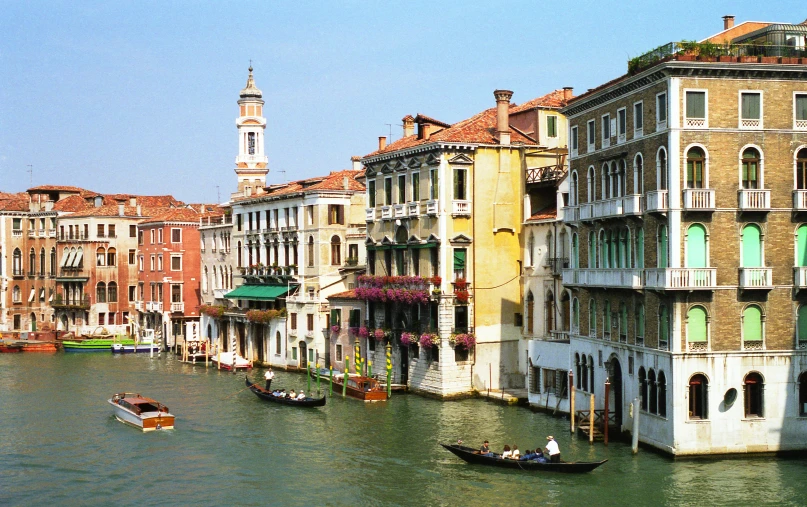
[224,285,290,301]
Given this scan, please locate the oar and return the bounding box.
[221,382,257,400]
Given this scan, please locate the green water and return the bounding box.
[1,353,805,506]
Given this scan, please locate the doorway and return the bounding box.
[299,340,307,369]
[609,357,623,426]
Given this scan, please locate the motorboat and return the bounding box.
[108,393,174,431]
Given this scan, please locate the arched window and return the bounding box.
[799,371,807,417]
[689,374,708,419]
[648,369,658,414]
[742,305,763,349]
[687,305,708,350]
[588,231,596,268]
[331,236,341,265]
[657,224,668,268]
[797,148,807,190]
[742,147,761,189]
[13,248,22,275]
[50,247,56,276]
[659,304,670,349]
[589,299,597,338]
[570,171,579,207]
[603,300,611,340]
[634,153,644,195]
[525,291,534,335]
[741,224,762,268]
[686,224,707,269]
[307,236,315,267]
[39,248,45,276]
[587,166,596,203]
[614,159,626,198]
[744,372,764,418]
[657,147,668,191]
[588,355,594,394]
[636,228,644,268]
[107,247,116,267]
[545,290,554,334]
[571,233,579,270]
[657,371,667,417]
[619,302,627,342]
[29,248,35,274]
[96,282,107,303]
[575,353,581,389]
[96,247,106,267]
[12,285,21,303]
[639,367,648,411]
[203,266,209,293]
[686,146,705,188]
[237,241,242,267]
[601,163,610,200]
[527,233,534,266]
[107,281,117,303]
[797,225,807,269]
[572,297,579,333]
[581,355,588,391]
[798,305,807,348]
[635,303,645,346]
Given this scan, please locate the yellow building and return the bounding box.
[360,88,573,397]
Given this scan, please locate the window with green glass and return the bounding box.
[547,115,558,138]
[384,177,392,205]
[686,91,706,119]
[687,306,707,342]
[589,299,597,337]
[686,147,705,188]
[798,305,807,343]
[741,92,761,120]
[742,148,760,189]
[368,180,376,207]
[743,305,762,342]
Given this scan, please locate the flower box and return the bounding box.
[717,55,737,62]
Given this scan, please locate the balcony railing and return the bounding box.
[545,257,569,276]
[365,208,376,222]
[644,268,716,290]
[548,330,570,342]
[739,267,772,289]
[743,340,764,351]
[134,301,144,311]
[426,200,439,216]
[579,195,641,221]
[794,190,807,210]
[562,268,643,289]
[688,341,708,352]
[12,229,22,237]
[683,188,715,210]
[393,204,407,218]
[562,205,579,224]
[380,206,392,220]
[407,201,420,217]
[645,190,668,212]
[52,294,91,309]
[796,119,807,131]
[146,302,163,312]
[59,232,89,241]
[171,302,185,313]
[452,200,471,216]
[738,189,770,211]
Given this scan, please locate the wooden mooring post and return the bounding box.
[569,370,575,434]
[603,378,610,446]
[589,393,595,444]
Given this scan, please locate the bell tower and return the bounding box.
[233,66,269,198]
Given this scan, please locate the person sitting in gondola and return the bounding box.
[501,445,512,459]
[296,391,306,400]
[478,440,493,456]
[287,389,296,399]
[510,445,520,459]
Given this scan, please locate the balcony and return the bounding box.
[171,302,185,313]
[545,257,568,276]
[305,331,315,338]
[28,230,35,238]
[548,330,570,342]
[683,188,715,211]
[146,302,163,312]
[51,294,91,310]
[562,268,643,289]
[426,199,439,216]
[562,205,579,224]
[739,267,772,290]
[407,201,420,217]
[289,329,298,337]
[742,340,764,351]
[365,208,376,222]
[738,189,770,211]
[688,340,708,352]
[796,267,807,290]
[644,268,716,290]
[393,204,407,218]
[645,190,668,213]
[794,190,807,210]
[381,206,392,220]
[12,229,22,237]
[452,200,470,216]
[797,119,807,131]
[38,229,45,237]
[580,195,642,221]
[134,301,143,311]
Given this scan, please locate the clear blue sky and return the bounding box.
[0,1,800,203]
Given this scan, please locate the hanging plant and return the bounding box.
[400,332,416,346]
[450,333,476,350]
[200,305,226,318]
[357,326,369,338]
[373,328,386,342]
[419,333,439,348]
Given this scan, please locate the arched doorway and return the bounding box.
[59,314,68,332]
[30,312,37,332]
[609,356,623,426]
[299,340,307,368]
[395,311,409,385]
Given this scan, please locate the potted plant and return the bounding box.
[400,332,416,347]
[419,332,438,349]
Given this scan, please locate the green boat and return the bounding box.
[62,337,135,352]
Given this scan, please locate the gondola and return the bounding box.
[440,443,607,473]
[244,376,326,407]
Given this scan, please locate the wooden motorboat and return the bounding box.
[244,376,326,407]
[20,341,59,352]
[64,337,135,352]
[440,443,607,473]
[333,374,388,401]
[108,393,174,431]
[112,332,159,353]
[210,351,252,371]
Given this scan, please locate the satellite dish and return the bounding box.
[724,388,738,406]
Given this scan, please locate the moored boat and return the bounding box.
[111,331,160,353]
[20,341,59,352]
[210,351,252,371]
[63,337,136,352]
[331,374,388,401]
[0,341,23,353]
[440,443,607,473]
[108,393,174,431]
[244,376,326,407]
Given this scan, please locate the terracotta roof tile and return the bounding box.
[526,206,557,222]
[510,89,572,114]
[237,170,365,203]
[52,194,90,212]
[327,290,358,300]
[27,185,88,193]
[139,207,202,224]
[0,195,29,211]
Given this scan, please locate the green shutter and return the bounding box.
[331,309,341,327]
[687,306,707,342]
[637,229,644,268]
[660,305,669,342]
[797,226,807,267]
[797,95,807,121]
[741,93,761,119]
[686,224,707,268]
[742,306,762,342]
[659,226,668,268]
[453,249,466,271]
[741,224,762,268]
[798,305,807,341]
[588,232,596,268]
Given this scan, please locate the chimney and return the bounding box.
[351,156,362,172]
[563,87,574,102]
[419,122,431,140]
[723,15,735,30]
[494,89,514,145]
[136,204,142,216]
[343,176,349,190]
[402,115,415,137]
[129,197,137,206]
[118,203,125,216]
[378,136,387,150]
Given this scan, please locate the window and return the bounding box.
[648,369,657,414]
[799,372,807,416]
[570,126,578,156]
[275,332,281,356]
[797,148,807,190]
[397,174,406,203]
[328,205,344,225]
[139,256,144,271]
[617,108,626,143]
[589,299,596,338]
[686,147,705,188]
[96,282,107,303]
[368,180,376,207]
[330,309,341,329]
[107,247,116,267]
[742,147,761,189]
[634,101,643,136]
[453,249,466,280]
[330,236,341,265]
[138,230,143,245]
[587,119,595,152]
[639,367,648,411]
[656,92,667,127]
[740,91,762,128]
[108,224,116,238]
[348,244,358,264]
[601,114,611,147]
[307,237,315,267]
[128,285,136,301]
[384,177,392,205]
[658,371,667,418]
[547,115,557,138]
[687,306,707,350]
[689,374,708,419]
[129,225,136,238]
[349,309,361,329]
[158,255,163,271]
[97,224,105,238]
[171,284,181,303]
[744,372,764,418]
[158,229,163,243]
[635,303,645,345]
[796,93,807,129]
[659,304,670,349]
[171,228,181,243]
[128,249,136,265]
[108,282,117,303]
[742,305,763,349]
[96,247,106,267]
[307,313,314,331]
[411,172,420,201]
[336,344,342,362]
[685,90,706,127]
[171,255,182,271]
[453,168,467,200]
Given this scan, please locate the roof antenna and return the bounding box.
[216,185,221,204]
[277,169,286,183]
[27,164,33,187]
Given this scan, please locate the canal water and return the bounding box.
[1,353,806,507]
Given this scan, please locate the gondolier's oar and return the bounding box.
[222,380,257,400]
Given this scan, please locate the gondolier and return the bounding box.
[264,368,274,390]
[545,436,561,463]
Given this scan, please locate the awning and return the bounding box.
[28,288,36,302]
[72,249,83,268]
[60,251,69,267]
[224,285,290,301]
[63,250,75,267]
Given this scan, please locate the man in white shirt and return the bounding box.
[264,368,275,390]
[296,391,306,400]
[545,436,561,463]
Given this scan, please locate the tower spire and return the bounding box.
[233,65,268,199]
